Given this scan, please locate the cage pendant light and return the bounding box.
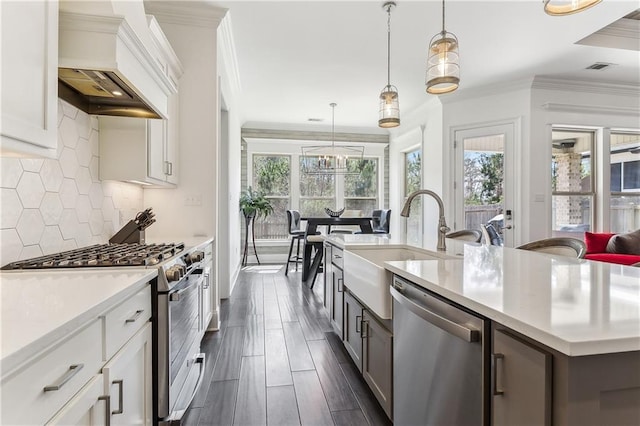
[426,0,459,95]
[543,0,602,16]
[301,103,364,176]
[378,1,400,128]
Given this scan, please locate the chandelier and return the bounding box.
[301,103,364,175]
[426,0,460,95]
[543,0,602,16]
[378,1,400,128]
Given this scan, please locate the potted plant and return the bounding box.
[239,186,274,265]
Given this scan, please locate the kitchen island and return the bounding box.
[323,234,640,425]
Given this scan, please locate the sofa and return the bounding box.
[584,230,640,266]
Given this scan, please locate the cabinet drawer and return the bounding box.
[104,286,151,360]
[331,246,344,269]
[1,320,102,426]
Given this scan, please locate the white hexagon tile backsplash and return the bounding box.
[0,100,144,267]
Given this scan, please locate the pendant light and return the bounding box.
[301,103,364,175]
[378,1,400,128]
[426,0,459,95]
[543,0,602,16]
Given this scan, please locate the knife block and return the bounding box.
[109,220,145,244]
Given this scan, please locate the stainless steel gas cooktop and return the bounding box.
[1,242,185,270]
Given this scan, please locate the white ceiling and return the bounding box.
[213,1,640,132]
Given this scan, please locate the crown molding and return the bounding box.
[541,103,640,117]
[144,1,227,27]
[438,78,535,105]
[532,76,640,97]
[241,128,389,144]
[218,12,242,101]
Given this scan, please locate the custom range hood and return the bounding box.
[58,1,176,118]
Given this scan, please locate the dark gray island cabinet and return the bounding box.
[492,324,640,426]
[324,242,393,420]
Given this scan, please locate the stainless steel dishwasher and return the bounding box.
[391,275,489,426]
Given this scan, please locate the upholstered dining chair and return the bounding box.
[446,229,482,243]
[371,209,391,234]
[285,210,305,275]
[516,237,587,259]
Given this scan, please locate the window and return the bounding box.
[252,155,290,239]
[245,139,385,241]
[404,149,422,244]
[344,158,378,213]
[299,156,335,217]
[551,129,594,237]
[610,131,640,233]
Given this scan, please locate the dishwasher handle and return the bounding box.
[390,285,480,343]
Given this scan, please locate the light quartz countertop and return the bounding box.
[0,269,157,374]
[325,234,640,356]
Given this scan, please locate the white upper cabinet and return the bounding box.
[99,116,175,187]
[1,0,58,157]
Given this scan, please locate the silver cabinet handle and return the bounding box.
[112,379,124,415]
[337,277,344,292]
[361,320,369,339]
[492,353,505,396]
[98,395,111,426]
[203,273,210,289]
[390,286,480,343]
[125,310,144,324]
[168,162,173,176]
[355,315,362,333]
[43,363,84,392]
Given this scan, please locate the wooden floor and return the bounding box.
[183,264,392,426]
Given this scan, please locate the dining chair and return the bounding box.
[482,223,503,246]
[516,237,587,259]
[372,209,391,234]
[446,229,482,243]
[285,210,305,275]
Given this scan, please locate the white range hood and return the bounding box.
[58,0,176,118]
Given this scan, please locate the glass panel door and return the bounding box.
[455,124,515,246]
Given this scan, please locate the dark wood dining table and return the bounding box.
[300,216,373,284]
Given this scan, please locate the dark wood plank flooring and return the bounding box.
[184,265,392,426]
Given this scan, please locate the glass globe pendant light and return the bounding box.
[426,0,459,95]
[378,1,400,128]
[544,0,602,16]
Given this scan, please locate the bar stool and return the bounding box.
[285,210,305,276]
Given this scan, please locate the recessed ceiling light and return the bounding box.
[112,90,123,96]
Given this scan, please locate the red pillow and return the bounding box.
[584,232,615,254]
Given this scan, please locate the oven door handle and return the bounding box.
[169,276,202,302]
[162,353,206,425]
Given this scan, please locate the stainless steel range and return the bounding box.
[2,242,208,426]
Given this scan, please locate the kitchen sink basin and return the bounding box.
[343,247,445,319]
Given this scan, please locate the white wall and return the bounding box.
[218,12,243,298]
[389,98,443,248]
[388,77,639,246]
[143,4,223,242]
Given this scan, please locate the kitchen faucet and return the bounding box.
[400,189,450,251]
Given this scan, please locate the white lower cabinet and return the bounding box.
[0,284,153,425]
[46,375,108,426]
[103,323,153,426]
